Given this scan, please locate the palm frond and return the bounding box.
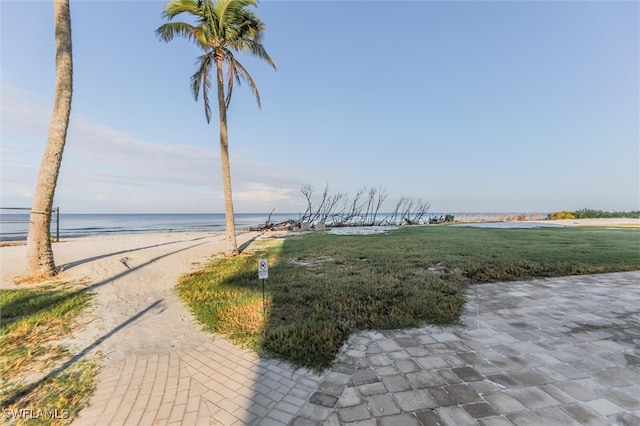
[158,0,274,120]
[155,21,202,46]
[191,52,214,122]
[162,0,202,20]
[224,51,261,109]
[213,0,258,43]
[236,39,276,70]
[226,10,276,69]
[198,0,220,42]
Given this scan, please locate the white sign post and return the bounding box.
[258,259,268,314]
[258,258,269,280]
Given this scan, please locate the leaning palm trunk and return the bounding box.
[26,0,73,276]
[216,53,239,255]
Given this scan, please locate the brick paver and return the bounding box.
[291,271,640,425]
[75,270,639,425]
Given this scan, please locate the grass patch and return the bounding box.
[1,283,98,425]
[176,226,640,370]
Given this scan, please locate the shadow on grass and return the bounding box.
[176,231,466,371]
[1,236,217,410]
[259,233,466,370]
[1,300,162,408]
[1,289,84,328]
[238,231,265,253]
[177,226,640,371]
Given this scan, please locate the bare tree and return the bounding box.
[320,191,344,224]
[297,185,429,228]
[344,187,366,225]
[371,187,388,225]
[300,184,315,223]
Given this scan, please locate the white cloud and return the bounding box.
[1,83,313,213]
[66,118,218,186]
[234,182,296,202]
[232,182,305,212]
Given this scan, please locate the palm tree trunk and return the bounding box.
[215,53,239,255]
[26,0,73,276]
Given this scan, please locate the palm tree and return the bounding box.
[156,0,276,255]
[26,0,73,276]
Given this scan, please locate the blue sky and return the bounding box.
[1,0,638,214]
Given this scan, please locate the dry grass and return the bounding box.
[216,299,269,337]
[0,242,25,248]
[10,265,83,285]
[1,282,98,424]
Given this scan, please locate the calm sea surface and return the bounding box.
[0,212,548,241]
[0,213,299,241]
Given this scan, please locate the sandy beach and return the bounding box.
[0,230,271,365]
[537,218,640,227]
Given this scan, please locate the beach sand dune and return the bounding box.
[0,231,266,365]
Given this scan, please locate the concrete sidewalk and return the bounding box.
[75,271,640,425]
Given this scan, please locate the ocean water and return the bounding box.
[0,213,300,241]
[0,212,549,241]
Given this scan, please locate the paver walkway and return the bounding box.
[76,271,640,425]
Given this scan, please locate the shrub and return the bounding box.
[549,209,640,219]
[573,208,640,219]
[547,211,576,220]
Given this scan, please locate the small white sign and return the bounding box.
[258,258,268,279]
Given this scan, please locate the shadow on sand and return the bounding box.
[59,235,211,272]
[1,300,163,407]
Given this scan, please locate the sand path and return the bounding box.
[1,231,327,425]
[0,231,266,364]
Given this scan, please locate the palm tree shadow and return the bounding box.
[238,232,264,253]
[82,240,210,292]
[59,235,210,272]
[1,240,210,331]
[0,300,163,408]
[1,233,264,407]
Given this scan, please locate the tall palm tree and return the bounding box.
[26,0,73,276]
[156,0,276,255]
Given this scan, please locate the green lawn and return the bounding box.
[176,226,640,370]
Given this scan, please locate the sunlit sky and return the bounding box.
[1,0,638,214]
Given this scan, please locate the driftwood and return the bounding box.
[248,219,297,232]
[250,185,439,232]
[428,214,455,224]
[248,185,449,232]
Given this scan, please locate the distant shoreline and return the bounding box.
[1,212,551,242]
[2,217,637,247]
